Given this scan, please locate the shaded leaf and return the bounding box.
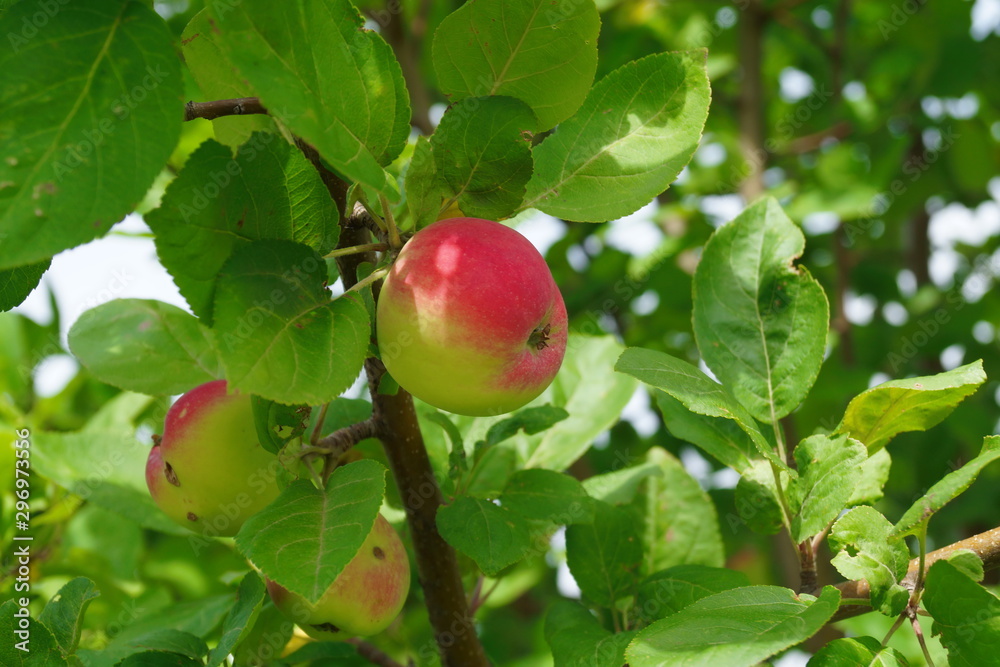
[544,600,634,667]
[69,299,222,396]
[501,469,595,525]
[206,571,268,666]
[0,259,50,312]
[235,461,386,604]
[636,564,749,623]
[0,0,182,269]
[213,241,369,405]
[433,0,600,131]
[923,559,1000,667]
[39,577,100,656]
[437,495,533,576]
[790,434,867,542]
[566,500,642,606]
[626,585,841,667]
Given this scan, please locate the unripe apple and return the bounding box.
[266,514,410,638]
[376,217,567,416]
[145,380,281,536]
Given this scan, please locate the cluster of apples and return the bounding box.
[145,217,567,639]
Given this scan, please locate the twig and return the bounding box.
[184,97,267,122]
[379,192,403,250]
[311,402,331,445]
[738,0,767,201]
[347,638,406,667]
[325,243,389,259]
[312,417,380,458]
[345,267,390,295]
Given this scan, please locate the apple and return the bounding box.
[145,379,281,536]
[376,217,567,416]
[266,514,410,638]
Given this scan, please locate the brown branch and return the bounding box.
[832,526,1000,622]
[373,1,434,134]
[309,417,379,458]
[738,0,767,201]
[184,97,267,122]
[783,121,853,154]
[303,153,488,666]
[347,638,406,667]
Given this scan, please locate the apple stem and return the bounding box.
[345,267,390,295]
[324,242,389,259]
[379,192,403,251]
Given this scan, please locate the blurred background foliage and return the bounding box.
[2,0,1000,665]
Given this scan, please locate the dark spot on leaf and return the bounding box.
[373,546,385,560]
[181,32,201,46]
[187,512,198,521]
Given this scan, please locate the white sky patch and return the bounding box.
[897,269,918,298]
[973,320,995,344]
[779,67,816,103]
[941,344,966,371]
[930,201,1000,248]
[869,372,891,389]
[516,211,566,256]
[604,201,663,258]
[844,291,877,326]
[695,142,727,168]
[843,81,866,101]
[15,214,187,345]
[883,301,909,326]
[701,194,745,226]
[802,211,840,236]
[33,355,80,398]
[621,387,659,437]
[631,289,660,316]
[972,0,1000,39]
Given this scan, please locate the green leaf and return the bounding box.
[484,405,570,447]
[213,241,370,405]
[115,628,208,658]
[181,9,276,147]
[849,448,892,506]
[616,347,791,474]
[936,549,985,582]
[0,259,49,312]
[437,495,533,576]
[524,336,637,470]
[923,559,1000,667]
[893,435,1000,537]
[206,571,268,666]
[790,434,867,542]
[828,506,910,616]
[431,96,536,220]
[0,0,182,269]
[68,299,222,395]
[807,636,910,666]
[116,653,204,667]
[0,601,66,666]
[38,577,100,656]
[733,459,785,535]
[522,50,709,222]
[31,427,191,535]
[281,642,361,664]
[207,0,408,194]
[626,585,841,667]
[501,469,595,525]
[639,447,724,572]
[251,397,311,456]
[636,564,750,623]
[404,135,445,230]
[566,500,642,606]
[544,600,634,667]
[235,460,386,604]
[692,198,830,423]
[653,391,757,473]
[835,360,987,452]
[581,462,661,506]
[432,0,600,131]
[146,136,339,323]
